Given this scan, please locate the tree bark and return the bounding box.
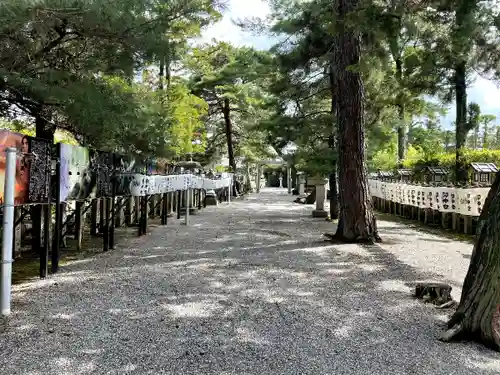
[455,61,468,183]
[329,171,339,219]
[444,173,500,350]
[395,58,406,163]
[222,97,237,173]
[453,0,477,183]
[159,55,165,91]
[328,64,339,220]
[332,0,380,243]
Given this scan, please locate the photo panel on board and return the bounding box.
[0,130,30,205]
[114,154,148,196]
[59,143,95,202]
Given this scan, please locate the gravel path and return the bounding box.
[1,188,499,375]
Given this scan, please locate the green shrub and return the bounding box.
[402,149,500,170]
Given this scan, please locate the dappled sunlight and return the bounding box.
[15,323,37,331]
[281,244,337,256]
[239,240,300,250]
[162,300,224,318]
[123,254,167,260]
[333,324,354,338]
[235,326,271,346]
[385,301,421,313]
[321,268,350,275]
[12,270,98,293]
[2,189,497,375]
[62,258,95,267]
[377,279,410,293]
[357,263,385,273]
[79,348,103,355]
[51,313,76,320]
[465,355,500,372]
[285,288,314,297]
[107,308,126,315]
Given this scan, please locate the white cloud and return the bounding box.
[203,1,500,127]
[440,75,500,128]
[199,0,272,49]
[469,76,500,114]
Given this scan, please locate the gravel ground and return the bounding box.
[1,188,499,375]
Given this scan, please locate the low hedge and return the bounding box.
[403,149,500,170]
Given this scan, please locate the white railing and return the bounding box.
[127,173,233,196]
[368,179,489,217]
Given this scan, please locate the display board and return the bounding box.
[0,130,52,205]
[59,143,92,202]
[57,144,233,200]
[91,150,114,198]
[27,137,52,203]
[114,154,147,197]
[368,180,489,217]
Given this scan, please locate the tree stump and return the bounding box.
[414,283,453,306]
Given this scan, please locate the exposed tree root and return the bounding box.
[323,232,382,244]
[439,324,463,342]
[436,300,457,309]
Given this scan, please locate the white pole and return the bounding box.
[1,147,16,320]
[185,187,190,225]
[228,177,231,204]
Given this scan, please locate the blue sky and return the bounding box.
[202,0,500,129]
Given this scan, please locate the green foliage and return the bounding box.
[187,41,274,167]
[371,146,397,171]
[400,149,500,171]
[165,82,208,157]
[401,145,426,168]
[0,0,222,157]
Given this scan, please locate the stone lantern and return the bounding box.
[297,172,306,195]
[308,175,329,218]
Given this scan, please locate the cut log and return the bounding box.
[414,283,453,306]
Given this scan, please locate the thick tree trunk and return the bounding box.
[328,64,339,220]
[455,61,468,183]
[222,98,237,173]
[443,173,500,350]
[453,0,475,184]
[332,0,380,243]
[222,97,238,197]
[395,58,406,163]
[329,171,339,220]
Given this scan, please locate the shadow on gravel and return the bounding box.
[1,194,498,375]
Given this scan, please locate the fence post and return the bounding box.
[1,147,17,324]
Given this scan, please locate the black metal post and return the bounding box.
[51,143,61,274]
[110,176,116,249]
[138,196,143,236]
[103,198,109,252]
[177,190,181,219]
[143,194,149,234]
